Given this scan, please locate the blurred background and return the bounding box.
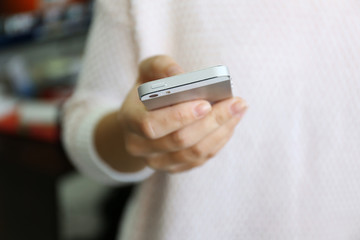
[0,1,133,239]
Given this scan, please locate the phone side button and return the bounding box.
[151,82,167,89]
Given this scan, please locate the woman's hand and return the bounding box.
[117,55,248,173]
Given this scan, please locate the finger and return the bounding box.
[126,99,212,140]
[145,113,243,171]
[173,115,242,164]
[138,55,184,83]
[158,97,247,151]
[166,123,236,174]
[128,97,247,155]
[169,116,242,173]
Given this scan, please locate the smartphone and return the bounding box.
[138,65,233,110]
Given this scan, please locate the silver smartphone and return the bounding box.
[138,65,233,110]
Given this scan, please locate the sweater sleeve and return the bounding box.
[62,0,154,185]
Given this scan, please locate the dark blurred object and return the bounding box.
[99,185,136,240]
[0,133,73,240]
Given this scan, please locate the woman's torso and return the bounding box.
[121,1,360,239]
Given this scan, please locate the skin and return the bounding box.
[94,55,248,174]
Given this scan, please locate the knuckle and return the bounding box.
[144,155,168,171]
[172,110,188,126]
[124,136,138,156]
[144,157,157,169]
[189,145,205,159]
[171,131,189,149]
[214,111,227,127]
[139,117,155,139]
[206,151,217,159]
[124,141,137,156]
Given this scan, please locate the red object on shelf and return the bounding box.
[0,110,19,134]
[0,0,39,15]
[0,103,60,143]
[27,124,59,143]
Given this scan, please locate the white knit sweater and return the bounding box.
[63,0,360,239]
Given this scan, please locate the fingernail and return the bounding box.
[166,65,184,76]
[230,101,248,117]
[194,103,211,118]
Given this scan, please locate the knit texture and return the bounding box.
[63,0,360,239]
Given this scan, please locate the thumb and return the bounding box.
[137,55,184,84]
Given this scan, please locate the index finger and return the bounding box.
[129,100,212,139]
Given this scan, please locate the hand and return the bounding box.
[118,56,248,173]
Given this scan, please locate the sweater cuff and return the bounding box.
[69,108,154,185]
